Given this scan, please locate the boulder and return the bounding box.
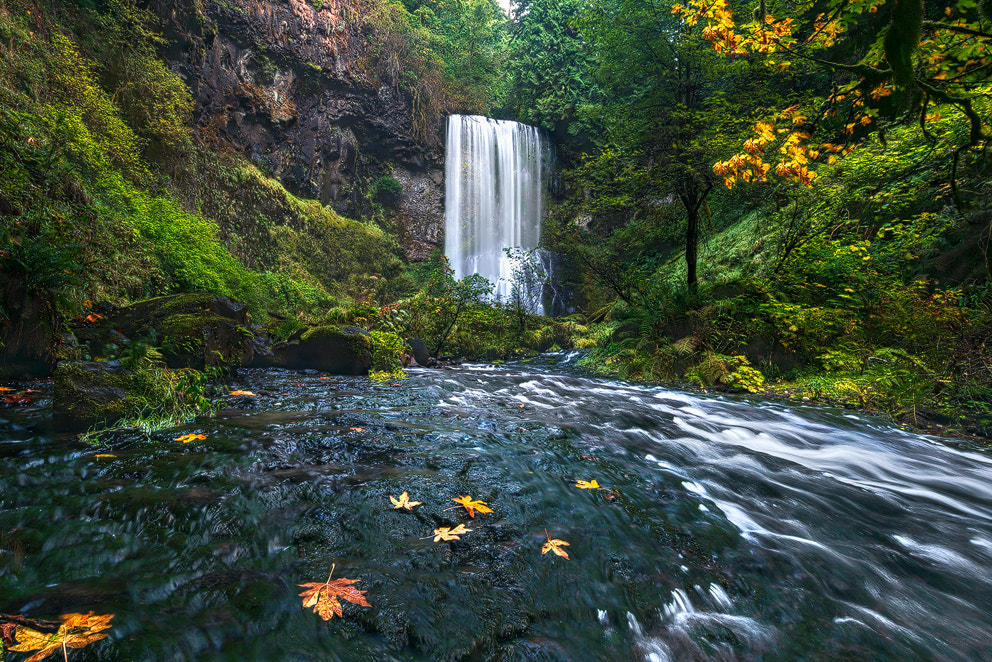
[71,293,254,370]
[158,313,253,370]
[52,360,176,431]
[270,325,372,375]
[406,337,431,366]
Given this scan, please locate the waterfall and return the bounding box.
[444,114,547,311]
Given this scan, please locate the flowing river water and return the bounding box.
[3,355,992,661]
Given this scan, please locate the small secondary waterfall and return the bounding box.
[444,114,547,309]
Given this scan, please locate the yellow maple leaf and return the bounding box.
[94,454,116,458]
[175,433,207,443]
[9,612,114,662]
[389,491,422,510]
[432,523,472,542]
[542,531,570,560]
[298,565,371,621]
[575,479,600,489]
[451,496,493,518]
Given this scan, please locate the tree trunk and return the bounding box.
[676,177,712,294]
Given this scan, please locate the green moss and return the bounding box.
[158,313,232,348]
[54,359,190,429]
[301,325,372,354]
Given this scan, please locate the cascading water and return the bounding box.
[444,114,547,310]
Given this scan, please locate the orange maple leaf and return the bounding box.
[228,390,256,396]
[450,496,493,518]
[298,565,371,621]
[175,433,207,443]
[542,530,570,560]
[9,612,113,662]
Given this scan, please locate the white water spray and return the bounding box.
[444,114,547,309]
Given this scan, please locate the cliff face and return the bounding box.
[153,0,445,260]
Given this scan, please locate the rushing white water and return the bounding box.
[444,114,547,306]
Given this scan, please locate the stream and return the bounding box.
[2,355,992,661]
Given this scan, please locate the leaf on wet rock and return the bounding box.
[298,565,371,621]
[575,479,600,489]
[389,491,422,510]
[432,523,472,542]
[176,433,207,443]
[450,496,493,518]
[94,454,116,458]
[1,621,17,647]
[228,390,256,396]
[349,427,364,432]
[542,532,570,560]
[9,612,114,662]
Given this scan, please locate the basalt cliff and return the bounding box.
[152,0,445,260]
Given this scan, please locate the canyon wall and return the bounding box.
[153,0,444,260]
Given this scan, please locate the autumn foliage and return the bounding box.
[299,566,372,621]
[675,0,991,190]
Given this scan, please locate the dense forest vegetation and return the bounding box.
[1,0,990,438]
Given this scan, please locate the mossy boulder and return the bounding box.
[71,293,254,370]
[269,325,372,375]
[53,360,175,431]
[115,293,250,336]
[158,313,253,370]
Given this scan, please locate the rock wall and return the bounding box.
[153,0,445,260]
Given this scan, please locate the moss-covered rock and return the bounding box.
[53,360,177,431]
[158,313,253,369]
[115,293,250,338]
[269,325,372,375]
[70,294,255,370]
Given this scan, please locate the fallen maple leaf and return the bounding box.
[432,523,472,542]
[389,491,422,510]
[0,387,14,392]
[94,454,116,458]
[349,427,364,432]
[9,612,113,662]
[298,564,371,621]
[542,531,570,560]
[450,496,493,518]
[229,390,256,396]
[2,395,31,405]
[1,622,17,647]
[575,479,600,490]
[176,433,207,443]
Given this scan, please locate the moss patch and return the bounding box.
[53,360,181,430]
[300,325,372,355]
